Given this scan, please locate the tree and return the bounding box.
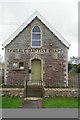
[69,56,80,64]
[75,64,80,73]
[68,56,80,73]
[68,62,72,72]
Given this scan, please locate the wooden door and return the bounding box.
[31,59,41,82]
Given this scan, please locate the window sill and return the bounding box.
[31,46,42,48]
[12,68,25,71]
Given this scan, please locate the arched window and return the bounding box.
[32,26,41,47]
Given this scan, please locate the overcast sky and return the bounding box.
[0,0,79,61]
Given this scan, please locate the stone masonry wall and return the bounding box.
[44,88,79,98]
[0,88,79,98]
[5,17,68,87]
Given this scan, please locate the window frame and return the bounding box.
[31,25,42,48]
[12,61,25,70]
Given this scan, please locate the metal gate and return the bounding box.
[25,80,44,97]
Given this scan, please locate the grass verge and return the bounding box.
[0,96,80,108]
[0,96,23,108]
[42,98,80,108]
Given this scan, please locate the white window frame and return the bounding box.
[31,25,42,48]
[12,62,24,70]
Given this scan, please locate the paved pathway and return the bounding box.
[22,97,42,108]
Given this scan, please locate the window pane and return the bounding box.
[12,63,18,68]
[32,34,41,39]
[32,26,40,32]
[19,62,24,67]
[19,62,24,69]
[32,41,40,46]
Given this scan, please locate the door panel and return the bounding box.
[31,59,41,81]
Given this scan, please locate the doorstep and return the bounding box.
[24,97,42,101]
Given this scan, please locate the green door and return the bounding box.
[31,59,41,82]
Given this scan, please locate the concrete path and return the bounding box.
[22,97,42,108]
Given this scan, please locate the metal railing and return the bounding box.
[25,80,44,97]
[27,80,43,86]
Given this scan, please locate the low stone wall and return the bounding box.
[0,88,24,97]
[0,88,79,98]
[44,88,79,98]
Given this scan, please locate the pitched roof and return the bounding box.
[2,11,70,48]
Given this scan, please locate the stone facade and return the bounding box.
[0,63,4,85]
[4,17,68,88]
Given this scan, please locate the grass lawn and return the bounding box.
[0,96,80,108]
[0,96,23,108]
[42,98,80,108]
